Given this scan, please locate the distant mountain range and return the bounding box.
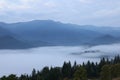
[0,36,31,49]
[0,20,120,49]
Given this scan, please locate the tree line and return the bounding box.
[0,55,120,80]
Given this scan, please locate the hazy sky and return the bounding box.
[0,0,120,27]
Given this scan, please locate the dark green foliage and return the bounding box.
[31,68,37,80]
[100,63,120,80]
[1,74,18,80]
[49,67,62,80]
[19,74,29,80]
[100,65,111,80]
[85,61,97,78]
[74,66,87,80]
[0,76,7,80]
[111,63,120,78]
[41,67,50,80]
[62,61,72,78]
[0,55,120,80]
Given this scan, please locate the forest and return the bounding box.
[0,55,120,80]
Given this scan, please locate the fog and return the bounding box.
[0,44,120,76]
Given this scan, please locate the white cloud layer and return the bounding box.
[0,44,120,76]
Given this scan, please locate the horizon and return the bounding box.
[0,0,120,27]
[0,19,119,28]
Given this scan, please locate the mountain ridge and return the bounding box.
[0,20,120,49]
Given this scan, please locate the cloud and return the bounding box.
[94,8,120,18]
[44,1,57,8]
[0,0,58,16]
[78,0,93,4]
[0,0,31,12]
[0,0,7,9]
[0,0,120,27]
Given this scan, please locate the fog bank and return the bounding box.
[0,44,120,76]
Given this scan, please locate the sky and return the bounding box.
[0,0,120,27]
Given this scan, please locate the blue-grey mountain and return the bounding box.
[0,20,120,49]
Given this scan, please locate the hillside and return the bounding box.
[0,20,120,49]
[90,34,120,45]
[0,36,32,49]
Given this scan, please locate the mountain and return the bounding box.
[81,25,120,37]
[89,35,120,45]
[0,26,13,37]
[0,20,120,49]
[0,35,32,49]
[0,26,32,49]
[3,20,103,46]
[0,26,52,49]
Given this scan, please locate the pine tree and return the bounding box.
[62,61,72,78]
[74,66,87,80]
[100,65,111,80]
